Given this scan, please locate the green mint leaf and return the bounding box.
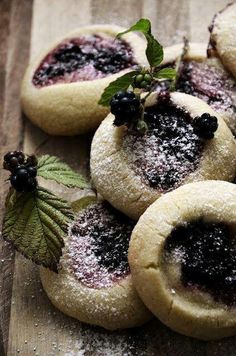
[37,155,89,189]
[154,67,177,79]
[117,19,152,37]
[117,18,163,68]
[2,187,73,272]
[98,70,138,106]
[145,33,163,67]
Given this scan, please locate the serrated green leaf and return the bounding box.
[154,67,177,79]
[98,71,138,106]
[2,187,73,272]
[117,19,152,38]
[117,18,163,68]
[37,155,89,189]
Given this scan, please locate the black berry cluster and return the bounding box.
[3,151,38,192]
[193,113,218,139]
[110,90,141,127]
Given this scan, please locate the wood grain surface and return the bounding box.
[0,0,234,355]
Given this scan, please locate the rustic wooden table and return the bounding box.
[0,0,234,355]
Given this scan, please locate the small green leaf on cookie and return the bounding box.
[98,71,138,106]
[117,18,163,68]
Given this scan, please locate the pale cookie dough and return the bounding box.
[40,196,152,330]
[162,42,236,134]
[129,181,236,340]
[90,92,236,220]
[21,25,147,136]
[209,3,236,80]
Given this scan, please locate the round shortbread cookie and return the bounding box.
[40,196,152,330]
[21,24,147,135]
[129,181,236,340]
[91,92,236,219]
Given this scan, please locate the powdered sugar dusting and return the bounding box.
[123,103,203,192]
[66,203,134,289]
[177,60,236,114]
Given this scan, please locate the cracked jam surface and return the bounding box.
[67,202,135,289]
[33,35,136,87]
[164,220,236,306]
[176,60,236,114]
[122,103,203,192]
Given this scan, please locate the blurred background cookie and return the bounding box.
[21,25,147,135]
[161,42,236,135]
[209,3,236,80]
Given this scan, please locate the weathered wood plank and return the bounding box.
[0,0,32,353]
[142,0,190,46]
[0,1,13,351]
[8,0,93,354]
[189,0,229,43]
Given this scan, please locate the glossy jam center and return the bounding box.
[122,103,203,192]
[177,60,236,113]
[33,35,135,87]
[67,202,134,289]
[164,220,236,305]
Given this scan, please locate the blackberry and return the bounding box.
[3,151,25,172]
[10,166,38,192]
[26,154,38,167]
[3,151,38,192]
[110,90,141,127]
[27,166,37,178]
[193,113,218,139]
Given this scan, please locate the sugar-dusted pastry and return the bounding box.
[21,25,146,135]
[91,92,236,219]
[209,2,236,80]
[129,181,236,340]
[40,197,152,329]
[161,42,236,134]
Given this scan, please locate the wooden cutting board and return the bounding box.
[0,0,235,354]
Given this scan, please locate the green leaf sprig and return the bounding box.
[2,152,90,272]
[117,19,164,67]
[98,19,176,110]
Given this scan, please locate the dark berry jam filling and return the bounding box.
[67,202,135,289]
[122,103,203,192]
[156,60,236,117]
[33,35,136,87]
[164,220,236,306]
[177,60,236,113]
